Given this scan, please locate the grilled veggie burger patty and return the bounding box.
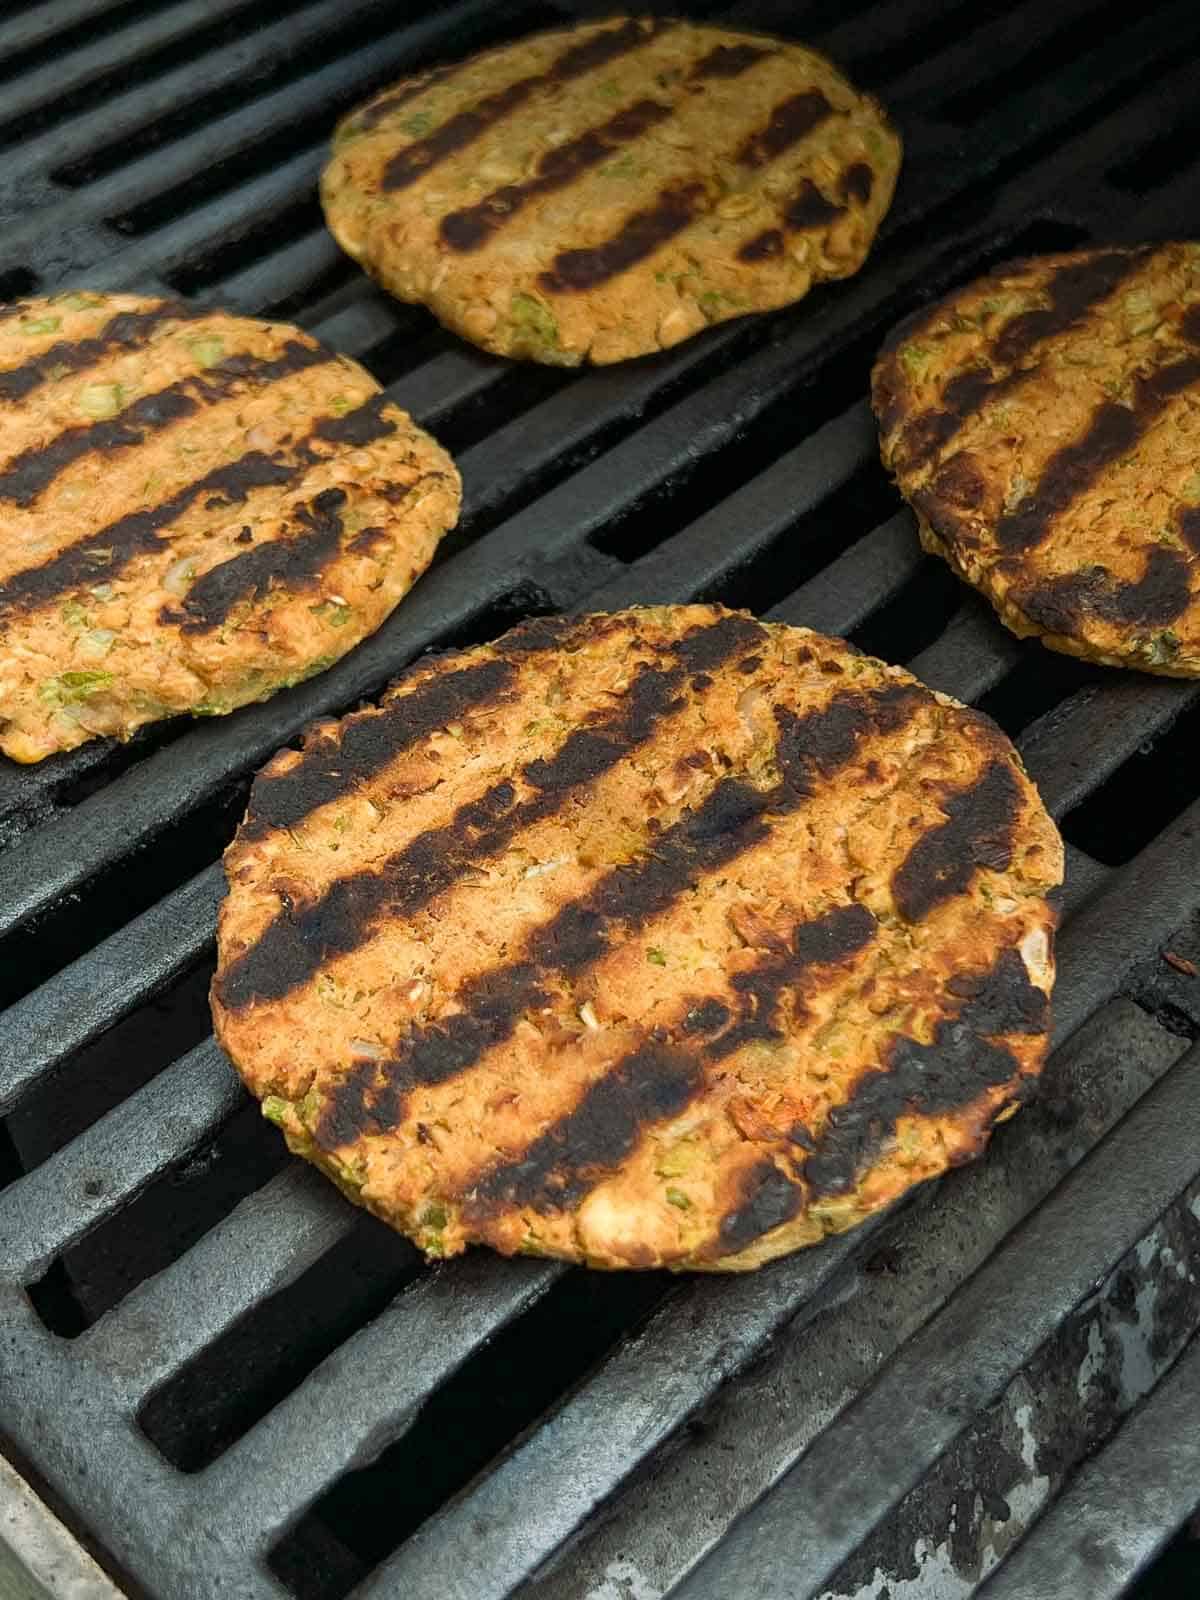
[0,292,460,763]
[321,16,900,365]
[213,606,1062,1271]
[874,243,1200,675]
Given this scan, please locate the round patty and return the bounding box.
[320,17,900,365]
[873,243,1200,675]
[212,605,1062,1272]
[0,292,460,763]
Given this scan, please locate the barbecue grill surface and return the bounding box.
[1,3,1199,1598]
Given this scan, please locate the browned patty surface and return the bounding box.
[321,16,900,364]
[0,292,460,762]
[213,606,1062,1271]
[873,243,1200,674]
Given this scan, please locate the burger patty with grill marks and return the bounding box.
[213,606,1062,1272]
[0,292,460,763]
[873,243,1200,676]
[320,16,901,365]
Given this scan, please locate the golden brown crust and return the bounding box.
[0,292,461,763]
[320,17,901,365]
[213,605,1062,1272]
[873,243,1200,675]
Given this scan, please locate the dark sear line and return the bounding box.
[994,352,1200,555]
[737,176,843,263]
[165,485,350,633]
[894,249,1156,467]
[460,903,878,1229]
[0,367,382,620]
[1178,503,1200,557]
[440,98,673,252]
[539,180,707,292]
[707,903,877,1060]
[1017,545,1192,636]
[0,339,330,507]
[463,1042,703,1225]
[734,88,833,167]
[312,682,921,1153]
[689,41,774,78]
[840,161,873,204]
[802,947,1048,1197]
[0,300,205,406]
[221,614,768,1017]
[891,760,1022,924]
[381,17,673,192]
[241,657,520,842]
[710,1159,806,1256]
[539,87,837,293]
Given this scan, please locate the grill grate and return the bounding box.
[2,2,1200,1597]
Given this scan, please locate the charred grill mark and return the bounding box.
[381,18,671,192]
[1018,545,1192,635]
[772,682,924,794]
[675,613,764,670]
[708,903,876,1059]
[737,177,842,263]
[220,618,765,1014]
[891,761,1022,924]
[0,339,329,507]
[840,161,874,205]
[783,181,842,230]
[988,249,1153,368]
[738,229,785,264]
[0,300,205,404]
[803,949,1048,1197]
[166,486,349,633]
[461,902,876,1229]
[897,249,1155,468]
[311,391,395,445]
[0,376,386,619]
[682,998,732,1036]
[735,89,833,167]
[689,42,774,78]
[0,389,197,506]
[1179,504,1200,557]
[713,1160,804,1254]
[996,352,1200,554]
[539,181,707,292]
[241,658,518,842]
[312,684,921,1158]
[441,98,672,252]
[913,450,989,550]
[463,1042,702,1219]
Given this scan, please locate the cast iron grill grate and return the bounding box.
[1,2,1199,1598]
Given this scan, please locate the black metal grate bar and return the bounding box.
[975,1330,1200,1600]
[194,1255,563,1555]
[0,866,222,1115]
[0,1040,240,1282]
[76,1165,359,1402]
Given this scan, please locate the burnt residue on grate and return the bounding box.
[1,3,1200,1600]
